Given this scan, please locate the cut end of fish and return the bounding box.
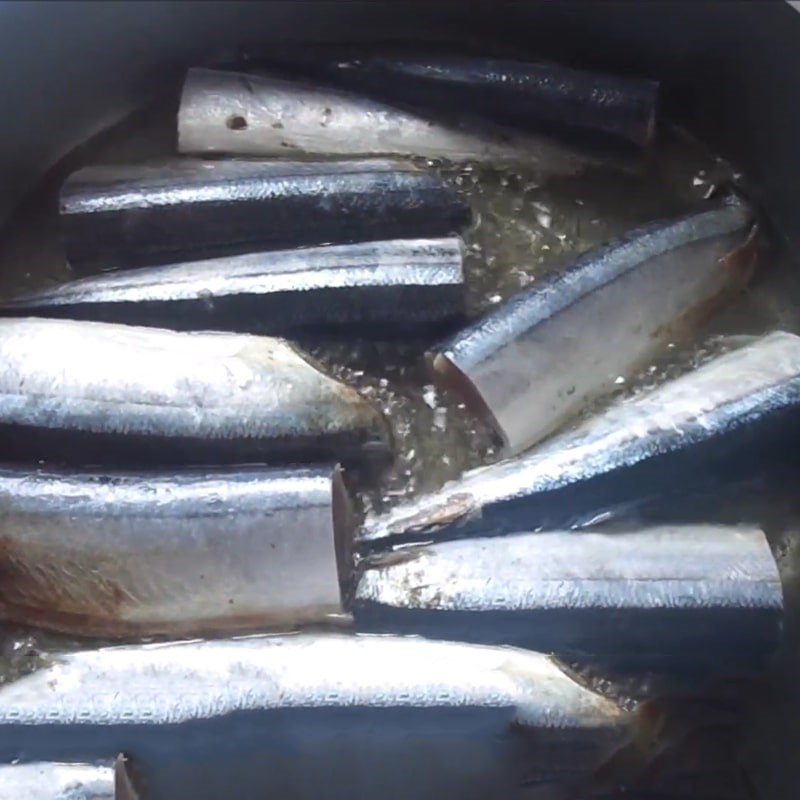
[332,465,357,601]
[115,755,141,800]
[427,349,508,448]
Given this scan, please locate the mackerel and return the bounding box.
[430,199,756,454]
[355,525,782,673]
[362,331,800,544]
[60,158,469,272]
[178,68,585,171]
[245,51,658,148]
[0,634,628,800]
[0,464,353,637]
[1,239,465,334]
[0,318,388,467]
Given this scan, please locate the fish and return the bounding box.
[361,331,800,545]
[0,633,629,800]
[0,318,388,467]
[0,238,466,335]
[241,51,659,149]
[0,464,353,638]
[177,68,587,172]
[429,198,756,454]
[0,757,136,800]
[354,525,783,675]
[60,158,470,272]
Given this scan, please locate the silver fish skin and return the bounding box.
[0,756,134,799]
[355,525,783,673]
[0,634,627,800]
[362,331,800,545]
[430,199,755,454]
[326,55,657,147]
[60,158,469,272]
[243,49,658,147]
[0,464,353,638]
[0,238,465,334]
[177,68,585,172]
[0,317,388,467]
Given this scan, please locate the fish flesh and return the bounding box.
[0,318,388,467]
[60,158,469,272]
[0,757,136,800]
[0,238,466,335]
[354,525,783,674]
[429,198,756,454]
[362,331,800,545]
[177,68,586,171]
[244,51,658,149]
[0,633,628,800]
[0,464,353,637]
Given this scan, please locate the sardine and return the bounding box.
[1,239,465,335]
[354,525,782,674]
[0,633,628,800]
[246,52,658,148]
[0,757,135,800]
[60,158,469,272]
[177,68,587,172]
[362,331,800,545]
[0,318,388,467]
[0,464,353,637]
[429,199,756,454]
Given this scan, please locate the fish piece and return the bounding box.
[0,756,135,799]
[0,239,465,335]
[177,68,587,172]
[0,318,388,467]
[362,331,800,545]
[0,464,353,638]
[246,51,658,149]
[430,199,756,454]
[0,634,628,800]
[354,525,782,674]
[60,158,469,272]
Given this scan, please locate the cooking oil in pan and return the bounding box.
[0,117,797,800]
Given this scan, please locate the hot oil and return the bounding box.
[0,113,797,800]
